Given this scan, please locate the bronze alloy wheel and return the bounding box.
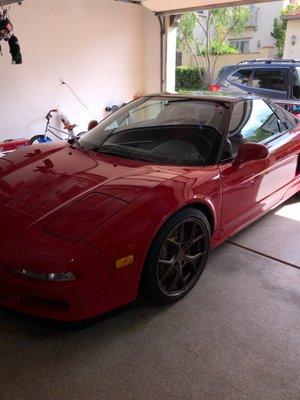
[156,217,209,297]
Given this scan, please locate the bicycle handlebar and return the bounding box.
[46,109,58,120]
[44,109,77,137]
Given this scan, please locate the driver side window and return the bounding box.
[227,99,280,158]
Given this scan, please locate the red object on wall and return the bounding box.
[0,139,31,152]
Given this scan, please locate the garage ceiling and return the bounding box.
[0,0,25,5]
[142,0,281,14]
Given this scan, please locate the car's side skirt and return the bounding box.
[211,175,300,249]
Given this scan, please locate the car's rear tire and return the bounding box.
[144,207,211,304]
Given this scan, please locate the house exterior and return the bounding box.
[227,2,283,55]
[283,10,300,58]
[179,1,284,76]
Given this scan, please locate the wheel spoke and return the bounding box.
[168,269,181,292]
[179,269,186,290]
[166,237,180,248]
[189,261,198,275]
[190,233,205,246]
[189,222,197,243]
[182,223,205,252]
[158,258,175,266]
[185,257,199,275]
[186,251,205,262]
[178,223,185,242]
[160,264,175,283]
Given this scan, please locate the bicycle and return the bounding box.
[29,104,127,145]
[30,109,78,144]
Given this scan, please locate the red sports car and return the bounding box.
[0,94,299,321]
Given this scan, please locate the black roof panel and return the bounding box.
[147,92,258,104]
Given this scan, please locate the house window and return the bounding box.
[176,51,182,67]
[228,39,250,53]
[246,5,258,28]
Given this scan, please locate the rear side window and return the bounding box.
[251,68,288,92]
[292,68,300,99]
[228,69,252,86]
[274,104,297,130]
[228,99,280,156]
[218,66,230,78]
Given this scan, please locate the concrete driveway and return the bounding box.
[0,196,299,400]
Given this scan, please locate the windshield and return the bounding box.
[78,96,226,166]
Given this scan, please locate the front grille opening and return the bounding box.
[21,295,70,311]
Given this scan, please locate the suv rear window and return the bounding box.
[292,68,300,99]
[251,68,288,92]
[228,69,252,85]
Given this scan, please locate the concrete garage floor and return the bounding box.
[0,197,299,400]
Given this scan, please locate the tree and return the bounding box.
[271,4,300,58]
[271,17,286,58]
[178,7,250,88]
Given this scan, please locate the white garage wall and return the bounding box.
[0,0,160,140]
[143,8,162,94]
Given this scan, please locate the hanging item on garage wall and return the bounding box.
[0,4,22,64]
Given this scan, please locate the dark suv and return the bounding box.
[212,60,300,113]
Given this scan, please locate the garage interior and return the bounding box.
[0,1,299,400]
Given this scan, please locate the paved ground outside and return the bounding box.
[0,196,299,400]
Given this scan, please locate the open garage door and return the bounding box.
[118,0,282,92]
[142,0,280,14]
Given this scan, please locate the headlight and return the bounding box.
[43,193,127,242]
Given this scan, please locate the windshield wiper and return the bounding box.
[68,137,85,149]
[92,145,152,162]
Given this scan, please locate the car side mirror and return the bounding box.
[233,142,269,168]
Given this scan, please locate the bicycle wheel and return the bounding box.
[30,135,52,145]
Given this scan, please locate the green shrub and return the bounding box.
[176,66,206,91]
[199,41,239,55]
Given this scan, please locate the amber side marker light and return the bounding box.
[115,255,135,269]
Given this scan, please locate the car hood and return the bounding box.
[0,143,186,222]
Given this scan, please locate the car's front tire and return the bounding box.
[144,207,211,304]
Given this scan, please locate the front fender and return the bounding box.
[86,169,221,299]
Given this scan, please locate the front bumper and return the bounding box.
[0,210,130,321]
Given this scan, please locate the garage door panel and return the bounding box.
[143,0,281,13]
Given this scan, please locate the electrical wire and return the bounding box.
[62,81,99,119]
